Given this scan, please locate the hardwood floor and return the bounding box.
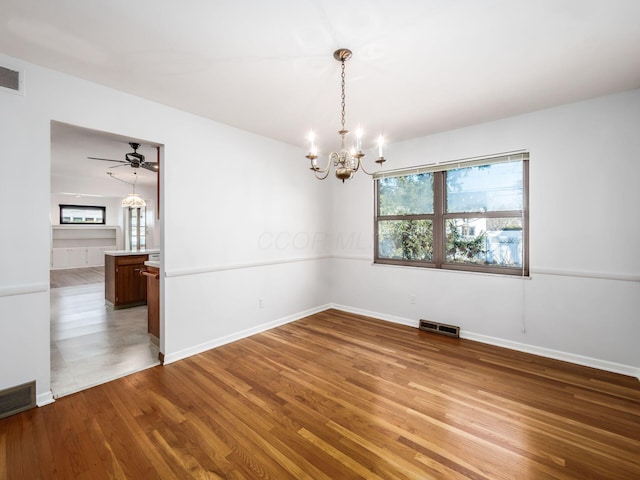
[3,309,640,479]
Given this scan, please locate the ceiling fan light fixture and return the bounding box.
[88,142,158,172]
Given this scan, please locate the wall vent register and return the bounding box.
[0,381,35,419]
[419,319,460,338]
[0,65,22,94]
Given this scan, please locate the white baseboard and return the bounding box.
[331,303,419,328]
[37,391,55,407]
[0,282,48,298]
[460,331,640,380]
[162,304,332,365]
[329,304,640,381]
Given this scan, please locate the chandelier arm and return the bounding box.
[312,152,339,180]
[356,157,377,176]
[313,157,332,174]
[314,169,331,180]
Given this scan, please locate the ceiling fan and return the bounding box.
[88,142,159,172]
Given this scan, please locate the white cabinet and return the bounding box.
[51,226,121,270]
[51,247,87,269]
[87,246,111,266]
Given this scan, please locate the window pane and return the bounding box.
[59,205,105,224]
[378,220,433,261]
[446,217,523,267]
[447,161,522,213]
[378,173,434,215]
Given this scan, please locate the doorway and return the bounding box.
[49,121,162,398]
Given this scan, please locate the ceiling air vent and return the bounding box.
[0,381,36,419]
[419,319,460,338]
[0,65,23,94]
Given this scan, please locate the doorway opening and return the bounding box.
[49,121,163,398]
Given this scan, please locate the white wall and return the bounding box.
[0,53,330,403]
[50,193,123,227]
[330,89,640,377]
[49,193,158,249]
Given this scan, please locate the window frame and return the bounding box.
[59,204,106,225]
[374,153,529,276]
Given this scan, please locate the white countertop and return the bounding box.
[104,248,160,256]
[144,260,160,268]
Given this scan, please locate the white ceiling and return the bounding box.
[3,0,640,153]
[50,122,159,195]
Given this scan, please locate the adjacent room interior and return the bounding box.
[49,122,162,397]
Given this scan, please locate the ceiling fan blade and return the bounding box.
[108,163,131,169]
[141,162,159,172]
[88,156,128,163]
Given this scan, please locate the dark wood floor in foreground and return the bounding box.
[2,310,640,479]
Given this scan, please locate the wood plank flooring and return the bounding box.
[3,309,640,479]
[50,266,104,289]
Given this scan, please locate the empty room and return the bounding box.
[1,1,639,478]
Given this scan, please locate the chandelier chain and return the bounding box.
[340,60,346,131]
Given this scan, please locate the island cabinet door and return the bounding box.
[115,263,147,305]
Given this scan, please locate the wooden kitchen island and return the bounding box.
[104,249,159,309]
[141,261,160,345]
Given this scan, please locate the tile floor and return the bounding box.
[50,282,160,398]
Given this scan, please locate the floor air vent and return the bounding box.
[0,381,36,419]
[419,319,460,338]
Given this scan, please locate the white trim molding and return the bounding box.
[531,268,640,283]
[330,304,640,380]
[37,391,55,407]
[0,282,48,298]
[461,331,640,379]
[331,303,419,328]
[165,255,331,278]
[329,255,640,283]
[162,304,331,365]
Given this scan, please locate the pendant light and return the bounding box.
[121,172,146,207]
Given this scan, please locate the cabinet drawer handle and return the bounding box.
[141,270,160,279]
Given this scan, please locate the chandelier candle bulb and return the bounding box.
[378,135,384,158]
[356,127,362,152]
[308,131,315,154]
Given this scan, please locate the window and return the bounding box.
[126,207,146,250]
[375,153,529,276]
[59,205,106,225]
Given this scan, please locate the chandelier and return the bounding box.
[305,48,386,182]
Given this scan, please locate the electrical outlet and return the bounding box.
[409,294,416,304]
[259,298,264,308]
